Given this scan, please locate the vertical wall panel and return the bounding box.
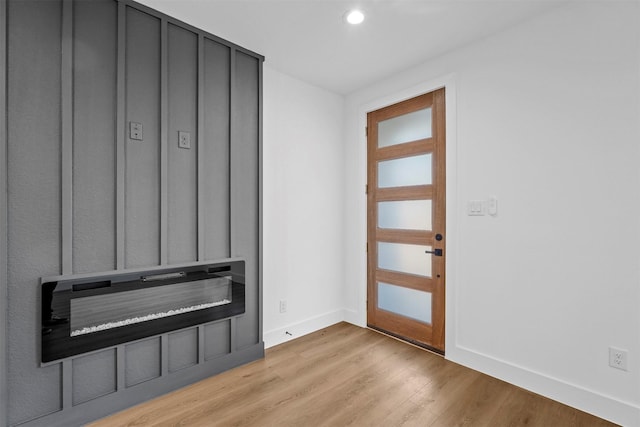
[125,7,161,268]
[7,0,63,423]
[160,20,168,265]
[61,0,73,275]
[204,320,231,360]
[125,337,161,387]
[116,1,126,270]
[0,0,7,421]
[203,39,231,261]
[232,52,260,349]
[72,349,117,405]
[73,0,117,274]
[167,24,198,264]
[168,328,198,372]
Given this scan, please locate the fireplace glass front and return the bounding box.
[70,275,232,337]
[41,260,245,363]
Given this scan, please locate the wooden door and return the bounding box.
[367,89,446,352]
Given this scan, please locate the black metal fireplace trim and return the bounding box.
[41,259,245,363]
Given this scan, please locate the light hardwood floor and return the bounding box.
[89,322,617,427]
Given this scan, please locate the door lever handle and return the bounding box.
[425,249,443,256]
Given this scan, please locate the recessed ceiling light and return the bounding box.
[345,10,365,25]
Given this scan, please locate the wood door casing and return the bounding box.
[367,89,446,352]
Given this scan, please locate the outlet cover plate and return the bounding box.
[129,122,143,141]
[178,131,191,149]
[609,347,628,371]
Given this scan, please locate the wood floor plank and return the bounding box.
[381,398,441,427]
[317,363,430,426]
[408,358,481,416]
[428,374,512,427]
[227,333,398,426]
[489,386,550,427]
[88,323,618,427]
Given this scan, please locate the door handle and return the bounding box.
[425,249,443,256]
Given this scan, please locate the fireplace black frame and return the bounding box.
[41,260,245,363]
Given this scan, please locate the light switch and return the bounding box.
[129,122,143,141]
[178,131,191,149]
[467,200,485,216]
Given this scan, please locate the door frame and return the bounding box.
[366,91,446,351]
[354,75,458,356]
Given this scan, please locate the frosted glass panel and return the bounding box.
[378,242,432,277]
[378,200,432,230]
[378,282,432,324]
[378,154,432,188]
[378,108,432,148]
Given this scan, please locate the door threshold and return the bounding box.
[367,325,445,357]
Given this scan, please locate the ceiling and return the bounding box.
[137,0,565,95]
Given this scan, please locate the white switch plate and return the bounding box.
[467,200,485,216]
[178,131,191,149]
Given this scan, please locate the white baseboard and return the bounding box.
[263,309,345,349]
[447,345,640,427]
[342,308,364,327]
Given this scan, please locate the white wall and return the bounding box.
[120,1,640,423]
[263,66,346,347]
[343,3,640,425]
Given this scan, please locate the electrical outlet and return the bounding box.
[279,300,287,314]
[129,122,143,141]
[178,131,191,149]
[609,347,628,371]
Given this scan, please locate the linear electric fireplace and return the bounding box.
[41,260,245,363]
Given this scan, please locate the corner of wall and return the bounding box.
[261,66,348,350]
[263,309,345,349]
[342,309,364,328]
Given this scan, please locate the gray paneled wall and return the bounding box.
[233,52,261,350]
[125,6,161,269]
[202,39,231,261]
[7,0,63,424]
[0,0,8,421]
[167,23,198,264]
[72,0,117,274]
[3,0,263,426]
